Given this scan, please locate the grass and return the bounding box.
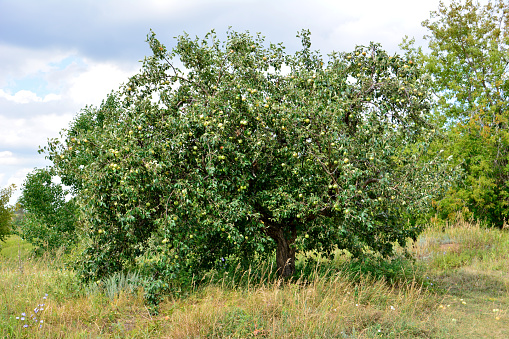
[0,218,508,338]
[0,234,33,261]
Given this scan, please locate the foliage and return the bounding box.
[42,29,454,294]
[420,0,509,226]
[17,168,79,252]
[0,184,16,242]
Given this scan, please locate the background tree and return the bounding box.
[0,184,16,242]
[43,30,454,291]
[421,0,509,226]
[17,168,79,252]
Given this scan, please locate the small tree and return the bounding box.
[0,184,16,242]
[17,168,79,252]
[44,30,453,285]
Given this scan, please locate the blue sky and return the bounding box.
[0,0,453,203]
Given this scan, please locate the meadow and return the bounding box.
[1,218,508,338]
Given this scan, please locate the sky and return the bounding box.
[0,0,453,204]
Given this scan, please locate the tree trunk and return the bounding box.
[260,215,297,278]
[274,231,296,278]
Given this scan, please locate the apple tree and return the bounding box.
[43,29,454,288]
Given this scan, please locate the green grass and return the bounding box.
[0,219,508,338]
[0,234,33,260]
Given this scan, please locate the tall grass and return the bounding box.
[158,266,440,338]
[0,217,508,338]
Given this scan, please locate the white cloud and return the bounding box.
[0,151,20,165]
[0,113,74,149]
[67,60,137,106]
[0,43,75,88]
[0,89,61,104]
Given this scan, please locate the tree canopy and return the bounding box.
[420,0,509,226]
[17,168,79,252]
[39,29,454,300]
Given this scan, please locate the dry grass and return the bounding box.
[154,272,440,338]
[1,217,508,338]
[409,217,509,338]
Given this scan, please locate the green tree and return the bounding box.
[421,0,509,226]
[17,168,79,252]
[0,184,16,242]
[42,30,453,288]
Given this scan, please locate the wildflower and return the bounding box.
[390,306,395,310]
